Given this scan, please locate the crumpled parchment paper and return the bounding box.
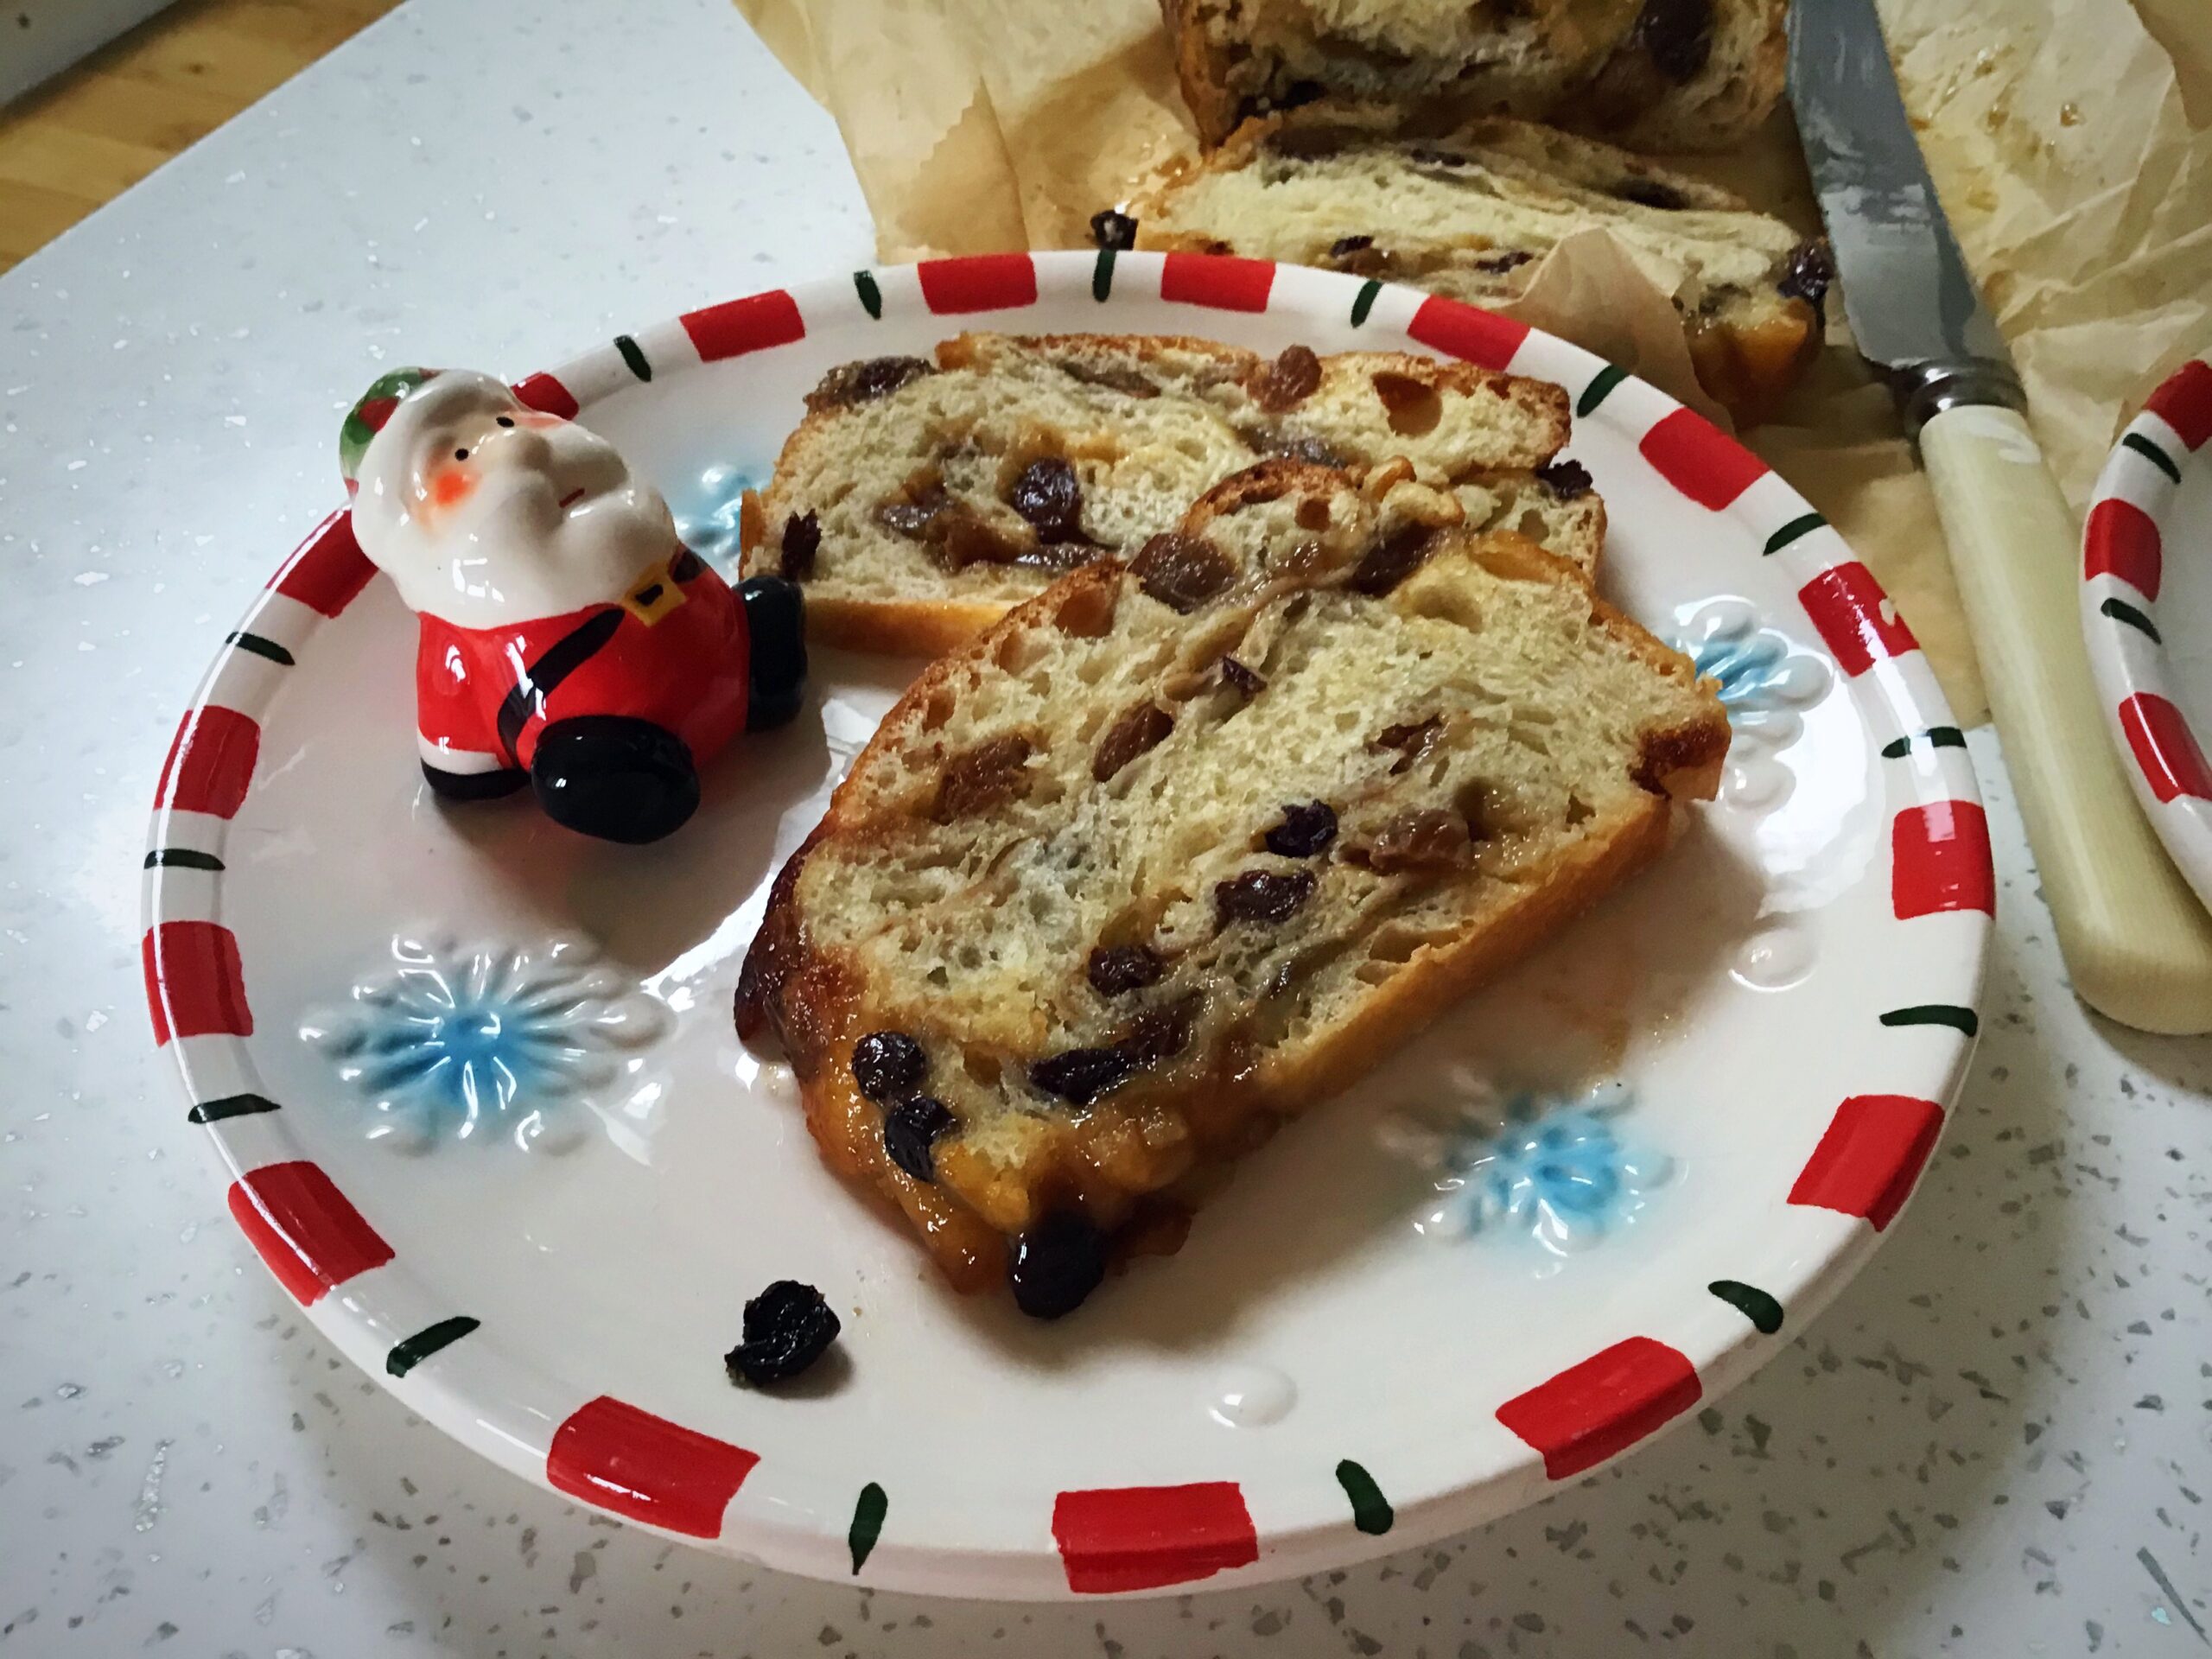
[734,0,2212,725]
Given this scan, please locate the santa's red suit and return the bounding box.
[339,365,804,842]
[414,545,751,783]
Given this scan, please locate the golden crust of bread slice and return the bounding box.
[737,457,1727,1316]
[741,332,1605,657]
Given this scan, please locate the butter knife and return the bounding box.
[1790,0,2212,1033]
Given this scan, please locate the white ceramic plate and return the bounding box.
[2081,352,2212,906]
[143,252,1990,1600]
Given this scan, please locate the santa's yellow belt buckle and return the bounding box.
[622,563,688,626]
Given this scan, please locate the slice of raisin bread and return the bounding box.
[737,459,1727,1317]
[1131,111,1833,423]
[743,332,1606,656]
[1163,0,1783,153]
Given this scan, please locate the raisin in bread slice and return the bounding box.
[743,332,1605,657]
[1132,111,1832,423]
[737,459,1727,1317]
[1164,0,1783,152]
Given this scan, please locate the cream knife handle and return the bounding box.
[1920,403,2212,1033]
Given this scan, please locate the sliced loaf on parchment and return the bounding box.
[1132,111,1833,423]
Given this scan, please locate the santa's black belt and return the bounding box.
[494,606,624,764]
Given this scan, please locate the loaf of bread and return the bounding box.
[744,332,1608,655]
[1162,0,1785,153]
[1131,111,1833,423]
[737,459,1727,1317]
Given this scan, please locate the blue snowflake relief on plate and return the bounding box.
[1673,598,1832,810]
[1386,1079,1673,1255]
[671,461,764,576]
[301,933,670,1155]
[1675,597,1830,741]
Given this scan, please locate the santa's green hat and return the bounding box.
[339,366,442,494]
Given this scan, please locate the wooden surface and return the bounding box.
[0,0,401,272]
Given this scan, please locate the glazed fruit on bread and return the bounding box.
[1131,111,1834,424]
[1163,0,1787,155]
[736,457,1728,1317]
[740,332,1607,656]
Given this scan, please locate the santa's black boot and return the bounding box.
[421,760,529,802]
[738,575,808,731]
[531,715,700,844]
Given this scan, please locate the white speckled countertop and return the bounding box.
[2,2,2207,1653]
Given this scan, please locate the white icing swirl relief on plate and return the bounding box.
[1674,598,1833,813]
[1732,922,1817,992]
[1382,1076,1673,1267]
[300,932,671,1156]
[1206,1366,1298,1429]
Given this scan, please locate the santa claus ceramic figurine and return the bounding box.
[340,367,805,844]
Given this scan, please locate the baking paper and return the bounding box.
[734,0,2212,723]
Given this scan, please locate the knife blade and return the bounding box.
[1788,0,2212,1033]
[1789,0,2012,419]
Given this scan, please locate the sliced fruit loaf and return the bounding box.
[1162,0,1784,153]
[1131,111,1833,423]
[737,458,1728,1317]
[741,332,1606,657]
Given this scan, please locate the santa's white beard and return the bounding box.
[372,476,679,631]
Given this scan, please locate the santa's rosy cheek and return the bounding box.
[426,467,478,511]
[516,412,565,431]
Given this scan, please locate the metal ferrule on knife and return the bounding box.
[1887,356,2026,435]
